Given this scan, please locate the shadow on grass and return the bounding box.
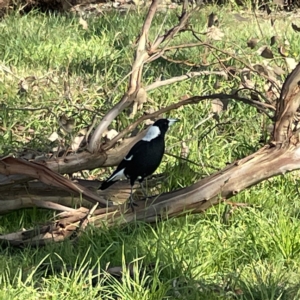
[1,219,299,299]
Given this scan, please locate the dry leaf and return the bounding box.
[18,79,29,94]
[59,115,75,133]
[247,37,259,49]
[79,17,88,30]
[211,98,228,114]
[241,78,255,89]
[278,45,289,57]
[136,88,147,109]
[253,64,269,76]
[270,36,277,46]
[180,142,189,158]
[71,136,85,152]
[285,57,297,71]
[213,80,221,89]
[250,91,260,101]
[292,23,300,32]
[105,129,118,140]
[48,132,59,142]
[206,26,224,41]
[271,65,285,76]
[257,46,274,59]
[207,12,218,28]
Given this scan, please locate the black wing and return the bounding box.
[99,140,146,190]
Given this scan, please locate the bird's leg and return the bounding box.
[139,181,148,199]
[128,185,138,212]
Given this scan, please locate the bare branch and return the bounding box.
[0,132,149,188]
[103,93,276,151]
[0,199,76,215]
[87,0,159,153]
[5,144,300,247]
[273,62,300,144]
[151,9,197,51]
[0,157,108,206]
[144,71,228,92]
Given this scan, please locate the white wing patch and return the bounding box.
[124,155,133,161]
[107,168,126,182]
[142,125,161,141]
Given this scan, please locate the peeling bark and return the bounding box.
[2,2,300,248]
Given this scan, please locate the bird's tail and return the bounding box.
[99,180,117,190]
[99,168,125,190]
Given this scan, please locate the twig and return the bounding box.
[0,199,77,214]
[150,8,198,53]
[1,107,50,112]
[198,120,233,144]
[72,202,99,240]
[144,71,228,92]
[235,87,273,105]
[194,113,215,129]
[165,152,200,167]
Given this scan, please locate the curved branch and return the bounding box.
[103,93,276,151]
[0,132,145,187]
[87,0,159,153]
[4,144,300,247]
[273,62,300,144]
[0,157,108,206]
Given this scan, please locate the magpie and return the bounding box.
[99,118,179,210]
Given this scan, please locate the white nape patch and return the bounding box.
[124,155,133,161]
[142,125,161,141]
[108,169,126,182]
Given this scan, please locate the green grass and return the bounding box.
[1,6,300,300]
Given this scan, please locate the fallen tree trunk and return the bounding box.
[1,1,300,247]
[1,144,299,247]
[2,59,300,247]
[0,176,164,214]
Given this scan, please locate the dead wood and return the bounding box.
[0,132,144,187]
[0,92,271,188]
[87,0,160,153]
[0,156,108,206]
[2,2,300,248]
[88,1,198,153]
[2,58,300,247]
[0,176,164,214]
[2,144,300,247]
[273,62,300,145]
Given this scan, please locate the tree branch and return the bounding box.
[103,93,276,151]
[144,71,228,92]
[87,0,159,153]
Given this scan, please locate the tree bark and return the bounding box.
[2,60,300,247]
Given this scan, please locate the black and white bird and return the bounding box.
[99,118,179,210]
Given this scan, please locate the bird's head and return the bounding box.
[142,118,179,141]
[154,118,179,131]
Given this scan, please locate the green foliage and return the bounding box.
[0,6,300,300]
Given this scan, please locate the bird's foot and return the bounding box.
[128,200,138,212]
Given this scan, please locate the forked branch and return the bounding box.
[88,0,198,153]
[2,61,300,247]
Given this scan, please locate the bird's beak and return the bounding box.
[167,118,179,126]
